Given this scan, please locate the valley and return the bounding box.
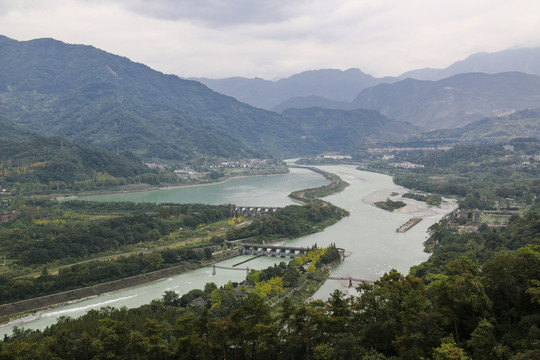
[0,33,539,359]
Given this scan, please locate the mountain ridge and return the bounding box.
[0,35,416,160]
[192,68,396,110]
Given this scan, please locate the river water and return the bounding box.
[0,166,456,336]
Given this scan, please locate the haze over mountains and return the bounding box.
[0,35,418,162]
[349,72,540,129]
[193,69,396,110]
[415,108,540,142]
[399,47,540,80]
[195,47,540,111]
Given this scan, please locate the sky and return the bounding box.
[1,0,540,80]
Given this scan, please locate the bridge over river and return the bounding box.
[209,265,372,288]
[224,241,345,259]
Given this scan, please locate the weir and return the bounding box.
[225,241,309,258]
[230,205,280,217]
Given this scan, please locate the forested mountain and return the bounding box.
[350,72,540,129]
[1,36,423,159]
[0,116,36,141]
[399,46,540,80]
[193,68,396,110]
[416,108,540,141]
[271,95,348,113]
[272,72,540,131]
[282,107,421,151]
[193,46,540,115]
[0,116,153,192]
[0,36,302,160]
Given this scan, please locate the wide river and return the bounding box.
[0,166,456,336]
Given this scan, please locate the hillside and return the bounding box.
[282,107,420,151]
[0,36,301,160]
[193,68,396,110]
[350,72,540,129]
[416,108,540,142]
[271,95,348,113]
[0,117,151,191]
[400,46,540,80]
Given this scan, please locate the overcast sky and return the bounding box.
[1,0,539,80]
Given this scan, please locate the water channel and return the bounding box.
[0,166,456,336]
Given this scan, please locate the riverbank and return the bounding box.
[58,167,291,201]
[1,166,456,335]
[0,248,243,324]
[362,187,457,218]
[0,167,343,323]
[289,165,349,202]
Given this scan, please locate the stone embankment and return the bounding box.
[396,217,422,232]
[0,248,242,322]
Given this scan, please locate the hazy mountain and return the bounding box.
[281,107,421,151]
[271,96,348,113]
[350,72,540,129]
[193,69,396,110]
[400,47,540,80]
[0,116,36,141]
[416,108,540,142]
[0,35,301,160]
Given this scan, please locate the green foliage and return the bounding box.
[374,198,406,211]
[0,216,538,359]
[403,192,442,206]
[0,36,325,160]
[282,107,419,151]
[0,124,168,193]
[226,200,348,242]
[368,140,540,210]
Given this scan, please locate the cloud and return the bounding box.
[0,0,539,79]
[113,0,308,27]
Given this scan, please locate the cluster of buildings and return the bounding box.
[389,161,425,169]
[173,168,204,179]
[212,158,269,169]
[145,163,167,170]
[367,146,451,154]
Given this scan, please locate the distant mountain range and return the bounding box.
[192,69,396,110]
[282,108,420,151]
[272,72,540,130]
[0,35,415,161]
[196,47,540,127]
[399,47,540,80]
[415,108,540,142]
[349,72,540,129]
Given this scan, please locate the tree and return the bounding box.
[433,337,470,360]
[142,252,164,271]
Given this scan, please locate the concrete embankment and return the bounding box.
[396,217,423,232]
[0,248,242,322]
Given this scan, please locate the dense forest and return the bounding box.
[0,199,347,304]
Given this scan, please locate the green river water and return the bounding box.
[0,165,456,336]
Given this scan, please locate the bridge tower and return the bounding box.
[212,265,216,276]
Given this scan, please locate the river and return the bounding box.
[0,165,456,336]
